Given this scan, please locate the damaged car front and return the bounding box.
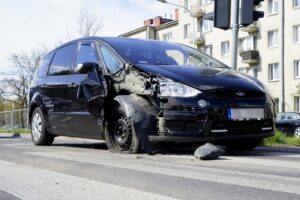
[101,37,275,151]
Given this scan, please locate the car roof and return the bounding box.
[278,112,300,115]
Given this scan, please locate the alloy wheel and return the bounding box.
[294,127,300,138]
[31,113,42,142]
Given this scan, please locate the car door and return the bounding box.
[41,43,78,135]
[65,40,104,136]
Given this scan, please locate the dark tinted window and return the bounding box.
[74,43,98,74]
[48,43,77,76]
[38,51,54,77]
[100,46,122,73]
[102,38,229,69]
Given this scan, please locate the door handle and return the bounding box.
[41,84,48,89]
[68,83,77,89]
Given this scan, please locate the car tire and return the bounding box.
[225,139,262,151]
[31,107,54,145]
[294,127,300,138]
[105,105,140,153]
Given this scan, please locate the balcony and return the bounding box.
[190,32,205,46]
[190,4,205,18]
[239,50,259,65]
[241,22,259,35]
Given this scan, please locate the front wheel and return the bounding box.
[105,106,140,153]
[294,127,300,138]
[31,107,54,145]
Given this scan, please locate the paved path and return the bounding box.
[0,134,300,200]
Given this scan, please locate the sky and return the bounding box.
[0,0,175,73]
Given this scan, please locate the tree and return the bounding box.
[65,10,104,41]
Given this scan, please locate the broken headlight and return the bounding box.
[158,79,202,98]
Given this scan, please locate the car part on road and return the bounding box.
[194,143,225,160]
[30,107,54,145]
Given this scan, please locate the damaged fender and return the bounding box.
[112,94,158,152]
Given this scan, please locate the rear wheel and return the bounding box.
[225,139,262,151]
[31,107,54,145]
[105,105,140,153]
[294,127,300,138]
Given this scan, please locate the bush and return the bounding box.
[262,131,300,147]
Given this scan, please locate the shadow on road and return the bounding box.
[52,142,108,150]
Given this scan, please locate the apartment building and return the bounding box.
[120,0,300,112]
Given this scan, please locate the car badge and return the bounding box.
[236,91,246,97]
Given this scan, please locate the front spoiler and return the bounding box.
[148,132,274,144]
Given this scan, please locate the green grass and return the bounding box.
[262,131,300,147]
[0,128,30,134]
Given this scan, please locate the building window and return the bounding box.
[269,63,279,81]
[184,0,190,12]
[202,45,213,56]
[184,24,191,38]
[268,0,279,15]
[295,60,300,79]
[221,41,230,57]
[294,25,300,43]
[295,97,300,111]
[239,36,256,52]
[200,0,213,6]
[201,20,213,33]
[294,0,300,8]
[246,67,258,78]
[268,30,279,48]
[163,33,172,41]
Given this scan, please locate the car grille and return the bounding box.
[211,120,273,134]
[207,90,265,99]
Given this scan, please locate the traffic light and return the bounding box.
[240,0,264,26]
[212,0,231,30]
[203,0,231,30]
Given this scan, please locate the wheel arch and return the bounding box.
[105,94,159,152]
[28,93,47,125]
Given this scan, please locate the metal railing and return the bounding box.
[0,109,28,129]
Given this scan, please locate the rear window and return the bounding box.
[38,51,54,77]
[48,43,78,76]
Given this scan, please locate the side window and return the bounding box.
[74,42,99,74]
[100,46,123,73]
[48,43,77,76]
[38,51,54,77]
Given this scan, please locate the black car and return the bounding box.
[29,37,275,153]
[275,112,300,137]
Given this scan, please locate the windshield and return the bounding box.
[102,38,229,69]
[276,113,300,120]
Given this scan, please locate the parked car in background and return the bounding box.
[275,112,300,138]
[29,37,276,153]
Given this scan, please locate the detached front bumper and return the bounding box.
[153,109,275,144]
[149,132,274,143]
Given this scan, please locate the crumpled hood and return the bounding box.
[134,64,265,92]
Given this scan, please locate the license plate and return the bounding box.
[227,108,264,120]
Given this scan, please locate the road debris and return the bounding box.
[194,143,225,160]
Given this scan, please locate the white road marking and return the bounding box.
[0,160,177,200]
[26,151,300,195]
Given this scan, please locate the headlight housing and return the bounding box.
[158,79,202,98]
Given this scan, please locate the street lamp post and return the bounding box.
[157,0,196,48]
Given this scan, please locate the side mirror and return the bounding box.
[77,62,99,74]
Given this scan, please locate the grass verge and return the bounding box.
[0,128,30,134]
[262,131,300,147]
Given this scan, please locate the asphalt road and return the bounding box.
[1,134,300,200]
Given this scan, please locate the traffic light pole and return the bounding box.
[230,0,240,70]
